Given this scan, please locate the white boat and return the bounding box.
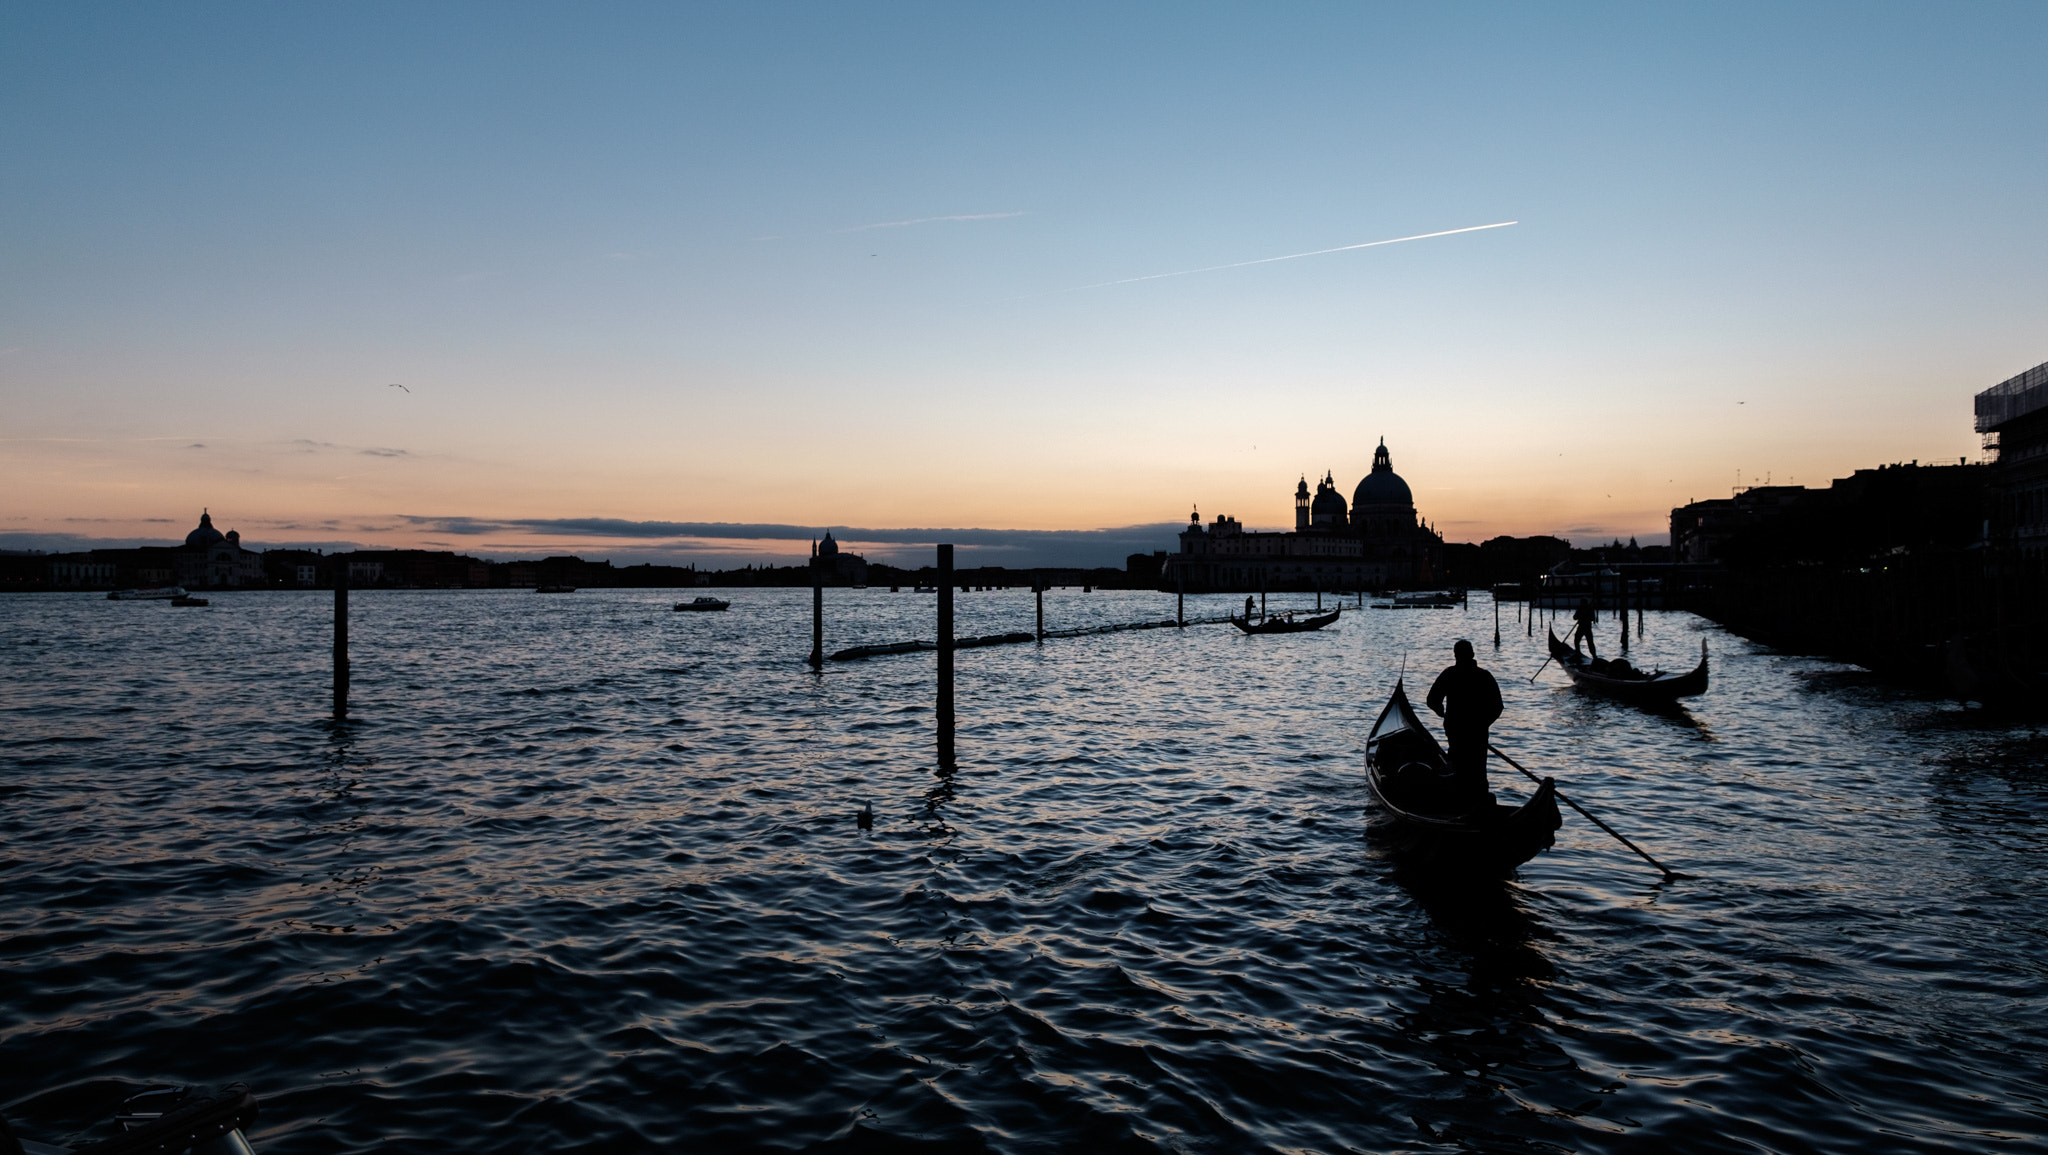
[107,586,187,601]
[1372,590,1463,609]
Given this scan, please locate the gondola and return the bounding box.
[1231,607,1340,635]
[1546,628,1708,701]
[1364,681,1560,874]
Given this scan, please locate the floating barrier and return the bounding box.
[828,616,1238,661]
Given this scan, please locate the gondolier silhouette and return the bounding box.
[1570,597,1599,659]
[1426,639,1504,810]
[1245,595,1255,620]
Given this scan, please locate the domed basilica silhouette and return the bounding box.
[1161,439,1444,592]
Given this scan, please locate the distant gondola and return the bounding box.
[1546,628,1708,702]
[1231,608,1340,635]
[1364,681,1560,874]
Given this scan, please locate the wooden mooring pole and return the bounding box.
[938,544,955,769]
[1176,567,1185,627]
[1493,590,1501,648]
[1035,570,1045,642]
[808,564,824,668]
[332,564,349,720]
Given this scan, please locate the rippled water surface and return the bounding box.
[4,588,2046,1152]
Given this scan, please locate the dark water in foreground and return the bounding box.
[3,588,2045,1153]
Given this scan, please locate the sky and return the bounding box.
[4,2,2045,567]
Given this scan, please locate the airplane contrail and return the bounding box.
[1052,220,1518,294]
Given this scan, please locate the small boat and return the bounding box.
[170,595,209,607]
[674,596,730,611]
[1364,681,1561,873]
[1231,607,1340,634]
[1546,627,1708,701]
[107,586,187,601]
[535,585,577,594]
[1372,590,1463,609]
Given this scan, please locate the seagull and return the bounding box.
[856,801,873,830]
[389,383,410,393]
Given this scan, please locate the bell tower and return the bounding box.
[1295,476,1311,531]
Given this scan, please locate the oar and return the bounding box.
[1528,654,1553,682]
[1489,742,1687,881]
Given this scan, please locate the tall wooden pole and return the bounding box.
[1176,566,1185,627]
[1493,590,1501,648]
[808,563,823,668]
[1035,570,1044,642]
[938,544,955,768]
[332,563,349,720]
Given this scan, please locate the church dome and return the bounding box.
[1352,440,1413,508]
[1311,471,1348,520]
[184,509,226,548]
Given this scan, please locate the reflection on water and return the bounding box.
[2,588,2046,1152]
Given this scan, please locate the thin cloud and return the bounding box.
[841,211,1028,233]
[360,447,409,458]
[1039,220,1519,295]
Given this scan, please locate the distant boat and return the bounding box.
[674,596,730,611]
[1546,627,1708,701]
[535,585,577,594]
[171,595,210,607]
[913,585,937,593]
[1372,590,1463,609]
[1231,608,1341,634]
[108,586,187,601]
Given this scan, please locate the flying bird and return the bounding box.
[389,383,410,393]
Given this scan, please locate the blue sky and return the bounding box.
[3,3,2044,565]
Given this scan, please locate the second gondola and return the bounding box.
[1232,608,1341,635]
[1546,628,1708,702]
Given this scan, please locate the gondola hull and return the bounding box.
[1232,608,1340,634]
[1546,628,1708,701]
[1364,682,1560,874]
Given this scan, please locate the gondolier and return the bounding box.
[1571,597,1599,658]
[1424,640,1503,810]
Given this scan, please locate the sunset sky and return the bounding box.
[4,3,2044,566]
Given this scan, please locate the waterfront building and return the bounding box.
[1162,439,1445,593]
[47,556,118,589]
[175,510,263,588]
[1976,359,2048,559]
[812,531,869,585]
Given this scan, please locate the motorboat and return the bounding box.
[674,596,730,611]
[107,587,186,601]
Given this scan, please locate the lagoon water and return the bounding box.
[2,588,2045,1152]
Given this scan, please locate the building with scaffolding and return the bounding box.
[1976,359,2048,559]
